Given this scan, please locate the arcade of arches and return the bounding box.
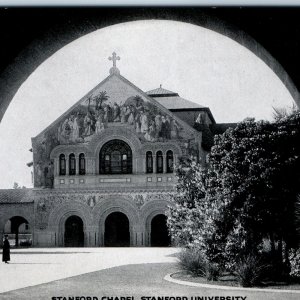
[1,209,171,247]
[48,201,172,247]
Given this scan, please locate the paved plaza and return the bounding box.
[0,248,299,300]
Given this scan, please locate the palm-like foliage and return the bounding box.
[272,104,298,121]
[93,91,109,110]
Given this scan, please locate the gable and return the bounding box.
[33,73,199,145]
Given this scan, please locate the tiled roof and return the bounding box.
[0,189,34,204]
[146,86,204,110]
[151,95,204,110]
[146,86,178,96]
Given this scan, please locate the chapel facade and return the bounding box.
[0,53,220,248]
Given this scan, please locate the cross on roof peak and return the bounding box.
[108,52,121,75]
[109,52,120,67]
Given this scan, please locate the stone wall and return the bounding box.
[32,188,174,247]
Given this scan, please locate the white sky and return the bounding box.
[0,20,295,189]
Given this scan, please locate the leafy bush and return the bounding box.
[235,254,269,287]
[205,261,220,281]
[289,248,300,278]
[178,248,206,277]
[178,248,221,281]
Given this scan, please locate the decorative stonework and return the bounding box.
[133,194,144,209]
[145,192,173,202]
[33,188,174,230]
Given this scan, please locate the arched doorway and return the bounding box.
[151,214,171,247]
[104,212,130,247]
[3,216,32,247]
[64,215,84,247]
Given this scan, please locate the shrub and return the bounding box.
[235,254,269,287]
[178,248,221,281]
[205,261,220,281]
[289,248,300,278]
[178,248,206,277]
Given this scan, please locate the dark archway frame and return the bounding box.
[0,8,299,124]
[4,216,31,247]
[104,212,130,247]
[99,139,133,174]
[64,215,84,247]
[150,214,171,247]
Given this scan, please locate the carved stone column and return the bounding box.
[85,157,94,175]
[85,226,98,247]
[163,155,167,173]
[132,225,146,246]
[75,155,79,175]
[54,158,59,176]
[153,155,157,173]
[65,154,69,176]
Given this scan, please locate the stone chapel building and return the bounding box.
[0,53,229,248]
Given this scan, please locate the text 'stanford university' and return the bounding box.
[0,53,234,247]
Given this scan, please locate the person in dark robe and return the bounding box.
[2,235,10,263]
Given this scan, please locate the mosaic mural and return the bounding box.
[57,92,182,144]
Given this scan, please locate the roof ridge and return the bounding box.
[146,86,179,96]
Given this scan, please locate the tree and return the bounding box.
[272,104,298,121]
[208,114,300,260]
[168,112,300,274]
[167,158,226,264]
[93,91,109,111]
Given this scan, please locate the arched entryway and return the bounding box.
[64,215,84,247]
[3,216,32,247]
[104,212,130,247]
[151,214,171,247]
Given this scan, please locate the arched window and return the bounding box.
[146,151,153,173]
[79,153,85,175]
[99,139,132,174]
[59,154,66,176]
[166,150,174,173]
[156,151,163,173]
[69,153,76,175]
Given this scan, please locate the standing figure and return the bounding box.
[83,112,92,136]
[135,109,141,134]
[127,106,135,125]
[95,112,105,134]
[165,115,171,139]
[124,106,131,123]
[120,106,127,123]
[71,113,80,142]
[61,117,71,140]
[161,116,168,139]
[149,120,156,141]
[170,118,179,139]
[113,102,121,122]
[140,109,149,135]
[154,113,162,139]
[67,116,74,139]
[2,235,10,264]
[103,105,109,124]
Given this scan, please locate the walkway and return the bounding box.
[0,248,299,300]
